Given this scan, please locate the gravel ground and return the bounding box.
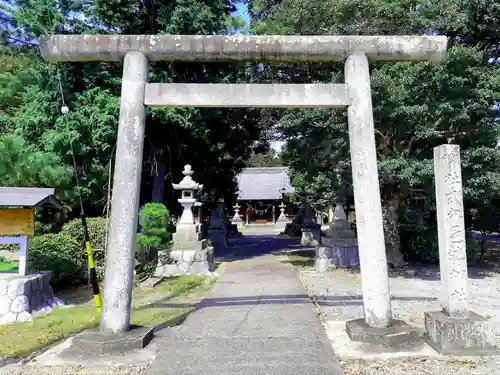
[299,264,500,374]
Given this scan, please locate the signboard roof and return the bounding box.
[0,187,62,209]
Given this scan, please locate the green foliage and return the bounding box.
[28,233,85,286]
[399,224,481,264]
[61,217,108,280]
[251,0,500,264]
[0,0,265,217]
[246,149,284,167]
[136,203,172,279]
[61,217,108,250]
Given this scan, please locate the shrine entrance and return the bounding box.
[40,34,447,335]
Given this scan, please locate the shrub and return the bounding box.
[399,224,481,264]
[28,233,85,287]
[61,217,108,280]
[136,203,173,280]
[61,217,108,249]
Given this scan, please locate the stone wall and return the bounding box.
[0,272,64,325]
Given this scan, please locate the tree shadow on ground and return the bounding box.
[135,293,438,311]
[216,234,313,263]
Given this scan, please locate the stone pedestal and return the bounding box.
[315,204,360,271]
[155,223,215,277]
[300,226,321,246]
[0,272,64,325]
[424,311,500,355]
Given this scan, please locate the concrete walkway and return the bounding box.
[146,236,343,375]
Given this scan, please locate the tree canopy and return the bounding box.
[0,0,266,218]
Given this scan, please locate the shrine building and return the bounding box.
[236,167,295,224]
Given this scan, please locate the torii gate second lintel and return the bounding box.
[39,34,447,337]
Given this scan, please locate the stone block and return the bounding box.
[71,325,154,355]
[17,311,33,322]
[301,228,321,246]
[424,310,500,355]
[0,279,8,296]
[11,295,30,314]
[0,311,17,325]
[346,318,420,346]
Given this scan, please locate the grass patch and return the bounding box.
[0,275,214,359]
[0,256,18,272]
[281,250,315,268]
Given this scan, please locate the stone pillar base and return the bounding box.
[346,318,420,346]
[155,247,215,277]
[424,310,500,355]
[0,272,64,325]
[71,325,153,355]
[301,227,321,246]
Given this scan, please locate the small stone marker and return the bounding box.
[424,144,499,355]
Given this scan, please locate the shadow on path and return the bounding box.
[216,234,313,261]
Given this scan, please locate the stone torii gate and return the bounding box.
[40,35,447,345]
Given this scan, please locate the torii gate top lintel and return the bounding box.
[40,34,448,63]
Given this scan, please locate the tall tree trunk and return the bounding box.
[382,197,406,268]
[151,161,166,203]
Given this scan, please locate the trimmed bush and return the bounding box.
[61,217,108,249]
[61,217,108,280]
[28,233,85,287]
[136,203,173,280]
[400,224,481,264]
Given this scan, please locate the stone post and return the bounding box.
[100,52,148,334]
[345,52,391,329]
[433,144,468,316]
[424,144,499,354]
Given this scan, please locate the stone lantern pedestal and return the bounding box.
[300,204,321,246]
[315,203,359,272]
[155,165,214,277]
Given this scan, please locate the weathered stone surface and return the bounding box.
[71,325,154,355]
[433,144,468,317]
[0,279,8,296]
[0,295,11,315]
[424,310,500,355]
[346,52,391,328]
[0,272,61,325]
[100,51,149,334]
[145,83,349,108]
[155,247,215,277]
[40,35,448,63]
[346,318,421,346]
[11,295,29,314]
[17,311,33,322]
[301,228,321,246]
[0,312,17,324]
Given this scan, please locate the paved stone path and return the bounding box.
[146,235,343,375]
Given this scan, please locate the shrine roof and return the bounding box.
[236,167,293,201]
[0,187,62,208]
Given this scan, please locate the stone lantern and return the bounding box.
[154,164,214,278]
[232,202,243,228]
[172,165,203,225]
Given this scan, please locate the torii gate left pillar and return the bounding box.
[40,35,447,348]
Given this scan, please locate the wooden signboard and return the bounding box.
[0,208,35,235]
